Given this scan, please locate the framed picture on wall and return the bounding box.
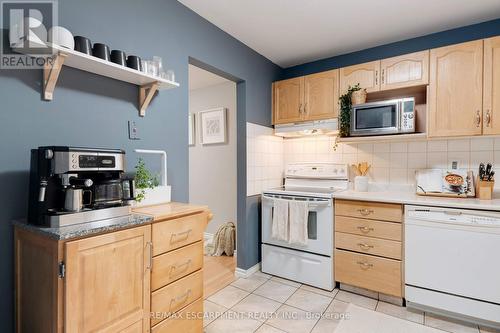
[188,113,195,146]
[199,107,227,144]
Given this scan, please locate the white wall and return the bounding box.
[189,81,237,234]
[247,123,284,196]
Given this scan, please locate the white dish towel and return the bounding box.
[289,200,309,245]
[272,199,289,242]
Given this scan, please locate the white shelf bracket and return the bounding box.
[43,52,67,101]
[139,82,159,117]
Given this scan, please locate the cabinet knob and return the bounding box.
[375,70,378,85]
[208,212,214,221]
[476,110,481,127]
[486,109,491,127]
[381,69,385,84]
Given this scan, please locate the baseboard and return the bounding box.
[235,262,261,278]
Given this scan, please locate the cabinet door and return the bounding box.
[304,69,339,120]
[428,40,483,137]
[65,226,152,333]
[380,50,429,90]
[340,61,381,94]
[483,36,500,135]
[272,77,304,124]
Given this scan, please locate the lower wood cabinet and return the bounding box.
[15,204,210,333]
[334,200,404,297]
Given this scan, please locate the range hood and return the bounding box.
[274,119,339,138]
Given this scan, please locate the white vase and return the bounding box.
[354,176,369,192]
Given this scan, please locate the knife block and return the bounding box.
[477,179,494,200]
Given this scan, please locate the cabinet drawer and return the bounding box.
[335,232,401,260]
[335,249,402,297]
[335,216,402,241]
[335,200,402,222]
[153,212,207,255]
[152,298,203,333]
[152,241,203,291]
[151,270,203,326]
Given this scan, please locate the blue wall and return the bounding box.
[0,0,281,330]
[282,18,500,79]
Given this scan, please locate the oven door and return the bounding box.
[350,99,401,136]
[261,193,333,256]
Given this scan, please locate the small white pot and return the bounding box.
[354,176,369,192]
[133,185,171,207]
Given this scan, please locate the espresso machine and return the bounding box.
[28,146,136,227]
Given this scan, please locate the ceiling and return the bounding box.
[189,64,230,90]
[179,0,500,68]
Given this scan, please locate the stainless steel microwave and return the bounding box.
[350,98,415,136]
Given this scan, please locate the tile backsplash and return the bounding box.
[283,136,500,188]
[247,124,500,196]
[247,123,283,196]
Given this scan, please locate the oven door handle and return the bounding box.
[261,195,331,207]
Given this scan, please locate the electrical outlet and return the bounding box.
[128,120,140,140]
[451,161,458,170]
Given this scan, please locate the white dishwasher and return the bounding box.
[405,205,500,328]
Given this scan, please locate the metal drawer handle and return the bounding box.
[146,241,153,270]
[169,289,192,311]
[170,229,192,244]
[169,259,192,277]
[357,243,374,250]
[357,226,374,233]
[357,208,374,216]
[357,261,374,269]
[476,110,481,127]
[486,109,491,127]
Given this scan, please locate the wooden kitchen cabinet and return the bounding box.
[340,60,381,94]
[64,226,152,332]
[483,36,500,135]
[428,40,484,137]
[303,69,340,120]
[380,50,429,90]
[15,202,211,333]
[272,77,304,124]
[334,200,403,297]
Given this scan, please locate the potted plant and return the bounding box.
[338,83,362,137]
[134,158,159,203]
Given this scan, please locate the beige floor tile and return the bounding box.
[270,276,302,288]
[231,275,269,292]
[335,290,378,310]
[324,299,350,322]
[425,313,480,333]
[311,318,340,333]
[255,324,287,333]
[479,326,500,333]
[254,280,298,303]
[204,300,228,327]
[299,285,339,298]
[231,294,282,322]
[251,271,272,280]
[285,289,332,314]
[205,310,262,333]
[207,285,250,308]
[265,304,320,333]
[376,301,424,324]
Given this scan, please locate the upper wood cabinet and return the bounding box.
[380,51,429,90]
[304,69,340,120]
[65,226,152,332]
[272,77,304,124]
[483,36,500,135]
[273,70,339,124]
[428,40,484,137]
[340,61,380,94]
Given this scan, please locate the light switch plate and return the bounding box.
[128,120,140,140]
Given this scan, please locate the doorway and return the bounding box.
[188,63,237,296]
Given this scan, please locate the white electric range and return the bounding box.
[261,163,349,290]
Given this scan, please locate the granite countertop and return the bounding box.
[13,214,154,240]
[13,202,209,241]
[334,184,500,211]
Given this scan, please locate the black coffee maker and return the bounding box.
[28,146,136,227]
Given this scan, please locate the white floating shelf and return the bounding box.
[338,132,428,143]
[15,42,179,116]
